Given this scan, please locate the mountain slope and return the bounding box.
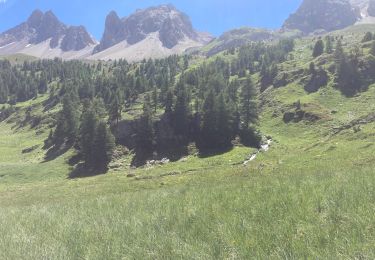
[283,0,359,34]
[0,10,96,59]
[92,5,213,61]
[202,27,301,56]
[349,0,375,24]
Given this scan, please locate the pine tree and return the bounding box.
[80,106,98,167]
[198,90,216,151]
[92,97,108,119]
[198,90,236,151]
[135,94,154,156]
[53,93,80,145]
[334,40,345,62]
[62,94,80,142]
[313,39,325,58]
[370,41,375,56]
[164,90,174,114]
[0,78,8,104]
[152,86,158,113]
[52,114,66,146]
[335,54,362,96]
[215,94,234,148]
[227,79,240,103]
[38,74,48,94]
[325,36,333,54]
[109,90,122,125]
[240,77,258,128]
[173,82,190,137]
[92,122,115,170]
[362,32,373,42]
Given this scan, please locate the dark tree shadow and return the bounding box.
[131,149,153,167]
[155,146,189,162]
[197,146,234,159]
[131,144,189,167]
[42,143,73,163]
[68,163,107,179]
[68,153,82,166]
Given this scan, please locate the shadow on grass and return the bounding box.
[42,143,72,163]
[131,151,152,168]
[68,163,107,179]
[197,146,234,159]
[130,145,189,167]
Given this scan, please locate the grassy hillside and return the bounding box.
[0,53,37,64]
[0,24,375,258]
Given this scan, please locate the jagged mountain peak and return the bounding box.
[94,4,212,55]
[107,10,120,20]
[0,10,96,59]
[27,9,44,27]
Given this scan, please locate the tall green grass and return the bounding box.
[0,164,374,259]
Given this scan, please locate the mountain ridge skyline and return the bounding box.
[0,0,303,39]
[1,1,374,61]
[0,6,213,61]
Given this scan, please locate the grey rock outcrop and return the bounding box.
[283,0,359,34]
[94,4,212,53]
[0,10,95,51]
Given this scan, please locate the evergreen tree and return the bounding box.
[53,93,80,145]
[135,94,154,156]
[325,36,333,54]
[52,114,66,146]
[38,74,48,94]
[92,97,108,119]
[0,78,8,104]
[173,82,190,137]
[62,94,80,142]
[240,77,258,128]
[164,90,174,114]
[370,41,375,56]
[80,105,98,167]
[334,40,345,62]
[92,122,116,170]
[197,90,235,151]
[305,63,328,93]
[198,90,216,151]
[109,90,122,125]
[227,79,240,103]
[215,93,235,148]
[362,32,373,42]
[313,39,325,58]
[152,86,158,113]
[335,54,362,96]
[260,62,278,91]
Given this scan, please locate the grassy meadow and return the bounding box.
[1,86,375,259]
[1,25,375,259]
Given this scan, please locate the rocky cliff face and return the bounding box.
[94,4,212,53]
[61,26,96,52]
[283,0,359,34]
[0,10,95,52]
[94,11,123,53]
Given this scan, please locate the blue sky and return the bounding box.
[0,0,302,39]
